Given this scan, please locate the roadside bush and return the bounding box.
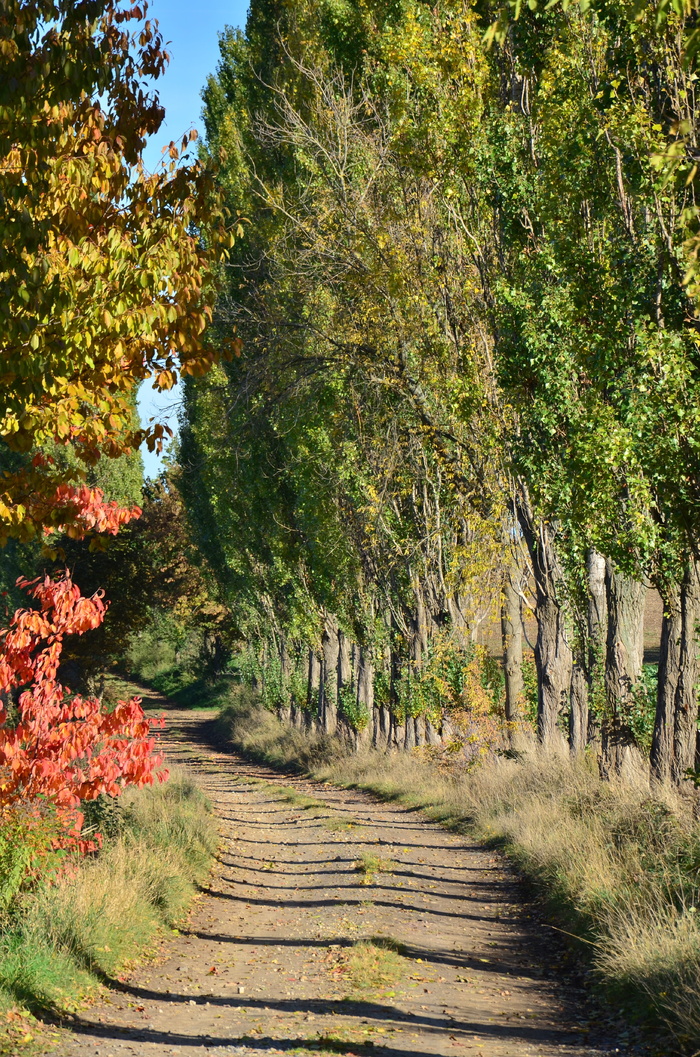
[0,803,63,915]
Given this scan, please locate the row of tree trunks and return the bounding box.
[281,520,700,785]
[509,491,700,784]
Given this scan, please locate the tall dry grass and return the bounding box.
[218,691,700,1053]
[0,770,218,1034]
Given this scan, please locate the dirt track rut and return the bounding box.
[55,701,632,1057]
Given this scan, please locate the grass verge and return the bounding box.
[0,770,217,1054]
[215,686,700,1054]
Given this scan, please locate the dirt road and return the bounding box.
[55,703,633,1057]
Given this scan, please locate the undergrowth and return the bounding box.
[0,770,217,1053]
[215,685,700,1055]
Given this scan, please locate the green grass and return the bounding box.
[0,770,217,1048]
[109,668,233,711]
[266,784,328,812]
[354,853,396,885]
[321,816,359,832]
[339,938,408,995]
[215,686,700,1054]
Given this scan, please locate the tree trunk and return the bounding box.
[501,561,525,745]
[569,665,588,755]
[411,584,430,668]
[306,648,321,729]
[321,619,340,735]
[276,634,291,723]
[372,706,389,751]
[585,548,608,746]
[440,713,457,742]
[651,558,700,784]
[355,647,373,750]
[601,561,645,776]
[372,706,381,748]
[388,710,401,751]
[338,631,352,694]
[425,716,441,746]
[517,494,572,746]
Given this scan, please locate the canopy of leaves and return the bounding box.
[0,0,229,543]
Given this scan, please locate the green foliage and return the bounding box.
[0,806,62,917]
[0,0,228,543]
[628,664,659,753]
[339,684,370,732]
[182,0,700,781]
[394,638,504,723]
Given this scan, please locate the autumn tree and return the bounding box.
[0,0,229,543]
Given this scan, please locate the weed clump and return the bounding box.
[355,853,396,885]
[339,938,408,994]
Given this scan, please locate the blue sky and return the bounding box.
[137,0,249,478]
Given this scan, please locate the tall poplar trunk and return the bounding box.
[569,666,588,754]
[276,634,291,724]
[338,630,352,696]
[411,584,430,668]
[501,561,525,746]
[586,548,608,746]
[425,715,442,745]
[601,562,645,776]
[355,647,373,750]
[336,630,354,743]
[517,494,572,746]
[321,618,339,735]
[569,548,607,755]
[651,558,700,784]
[388,624,403,751]
[306,648,321,729]
[403,715,416,750]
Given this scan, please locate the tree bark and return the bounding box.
[425,716,442,745]
[321,618,339,735]
[338,631,352,695]
[517,494,572,746]
[411,584,430,668]
[651,558,700,784]
[306,648,321,730]
[585,548,608,746]
[601,561,645,776]
[569,548,607,755]
[569,664,588,755]
[334,631,354,742]
[355,647,373,750]
[276,634,291,723]
[501,561,525,745]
